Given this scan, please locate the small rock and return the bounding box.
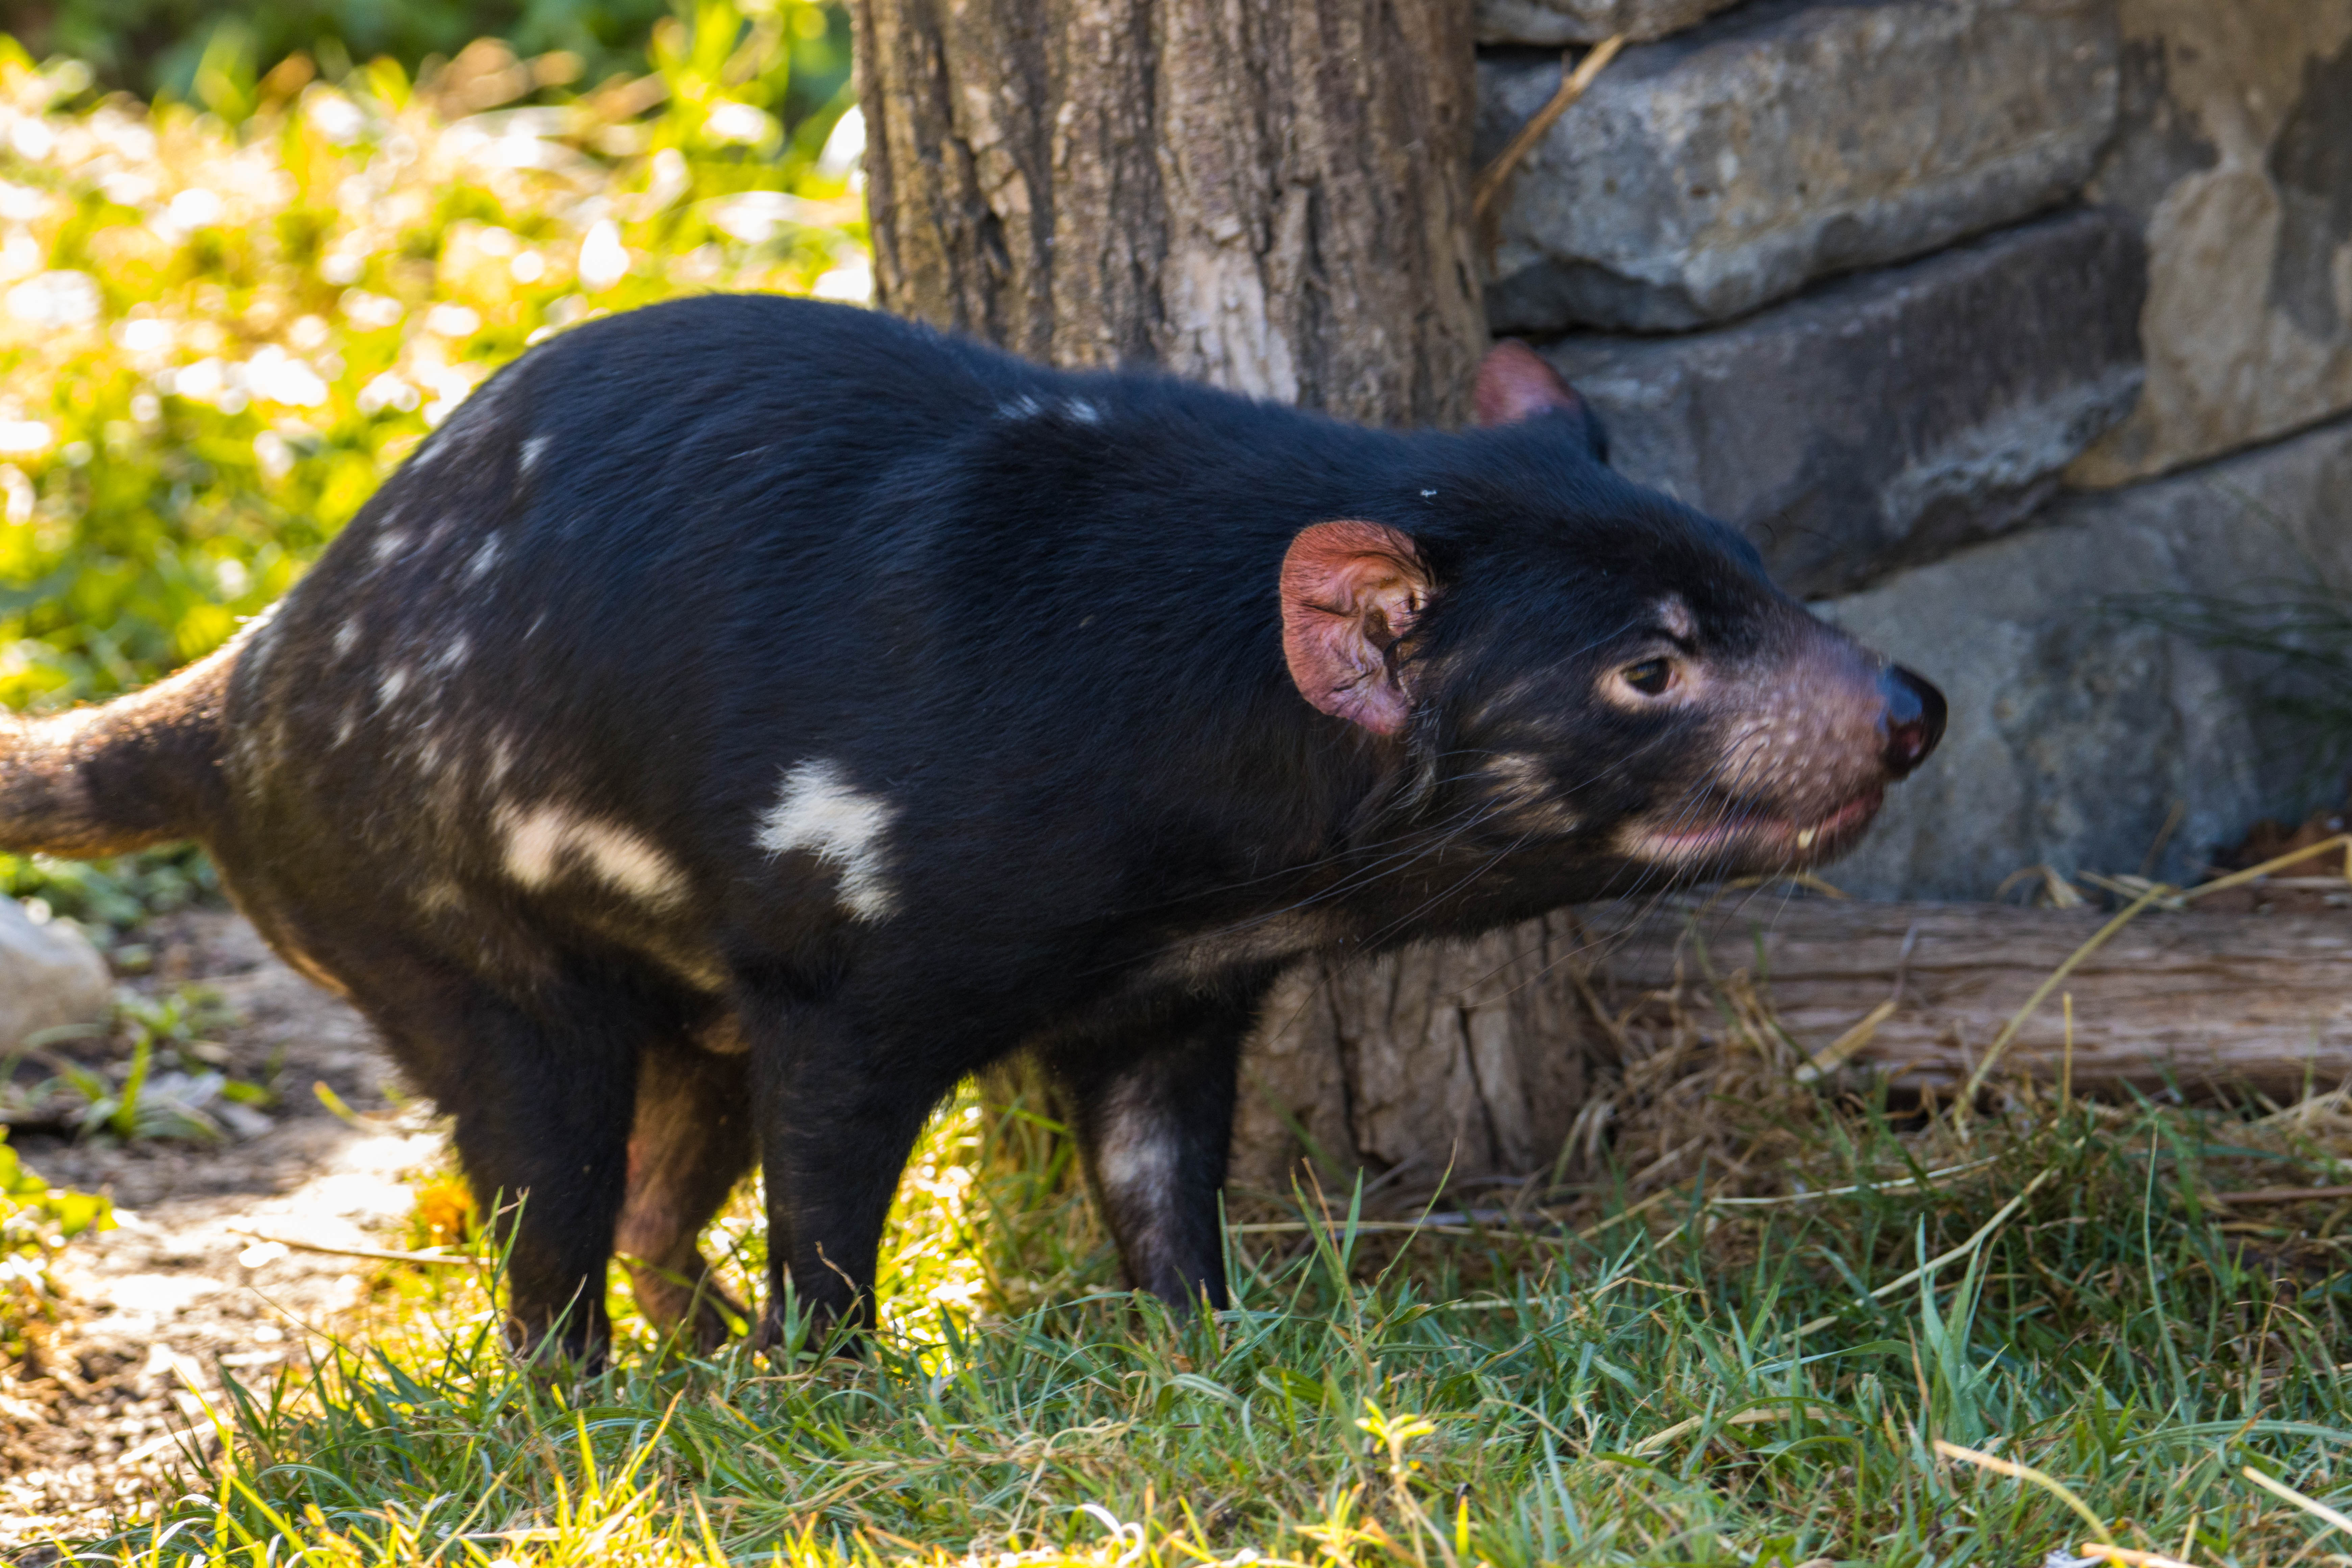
[0,896,113,1054]
[1544,207,2146,595]
[216,1102,275,1142]
[1479,0,2119,332]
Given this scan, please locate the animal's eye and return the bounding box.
[1622,658,1674,696]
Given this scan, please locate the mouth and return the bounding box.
[1620,787,1885,870]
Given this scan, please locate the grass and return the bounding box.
[30,1063,2352,1568]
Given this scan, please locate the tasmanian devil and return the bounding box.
[0,294,1942,1359]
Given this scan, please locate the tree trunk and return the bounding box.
[857,0,1606,1188]
[852,0,1486,426]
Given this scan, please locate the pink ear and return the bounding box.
[1280,521,1430,737]
[1475,340,1587,426]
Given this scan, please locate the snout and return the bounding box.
[1878,665,1945,778]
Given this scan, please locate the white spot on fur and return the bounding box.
[488,733,517,785]
[998,394,1044,420]
[1064,397,1103,423]
[370,530,407,566]
[335,705,358,747]
[500,803,688,907]
[376,667,409,707]
[1098,1104,1178,1196]
[1658,595,1696,641]
[435,633,471,672]
[519,435,550,475]
[755,759,898,920]
[334,618,362,657]
[468,534,501,581]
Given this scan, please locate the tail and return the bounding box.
[0,635,238,858]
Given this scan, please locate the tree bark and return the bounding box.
[854,0,1611,1187]
[852,0,1486,426]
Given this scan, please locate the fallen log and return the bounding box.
[1578,897,2352,1101]
[1232,892,2352,1186]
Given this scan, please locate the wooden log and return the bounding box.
[1582,898,2352,1100]
[1234,897,2352,1185]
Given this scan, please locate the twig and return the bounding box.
[1936,1440,2115,1548]
[226,1225,487,1269]
[1470,36,1626,221]
[1794,997,1897,1083]
[2205,1185,2352,1205]
[2073,1545,2203,1568]
[1786,1167,2057,1336]
[2242,1465,2352,1539]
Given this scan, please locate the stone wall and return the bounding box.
[1477,0,2352,895]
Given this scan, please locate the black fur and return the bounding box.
[0,295,1941,1357]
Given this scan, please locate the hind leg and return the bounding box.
[354,954,646,1365]
[615,1038,756,1351]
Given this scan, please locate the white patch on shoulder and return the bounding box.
[755,759,898,921]
[519,435,550,475]
[334,617,362,658]
[467,533,501,581]
[499,803,688,908]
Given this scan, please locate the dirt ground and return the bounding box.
[0,909,435,1550]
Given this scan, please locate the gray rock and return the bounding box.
[1544,208,2147,596]
[1820,412,2352,900]
[1477,0,1745,46]
[1479,0,2120,332]
[2068,2,2352,487]
[1,897,112,1053]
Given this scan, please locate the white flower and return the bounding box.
[424,302,481,338]
[817,105,864,179]
[5,270,100,328]
[339,289,403,330]
[703,100,776,146]
[357,371,420,415]
[253,430,293,480]
[577,219,628,291]
[304,92,367,145]
[812,258,872,304]
[166,187,223,229]
[709,190,817,244]
[114,318,172,354]
[244,346,327,407]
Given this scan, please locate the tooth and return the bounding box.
[1795,826,1817,850]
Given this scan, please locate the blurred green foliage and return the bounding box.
[1,0,851,124]
[0,1127,111,1357]
[0,0,865,916]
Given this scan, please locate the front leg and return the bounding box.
[1046,994,1258,1312]
[749,1016,959,1348]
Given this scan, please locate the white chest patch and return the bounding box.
[500,804,689,908]
[755,760,899,921]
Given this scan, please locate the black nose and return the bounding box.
[1878,665,1945,778]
